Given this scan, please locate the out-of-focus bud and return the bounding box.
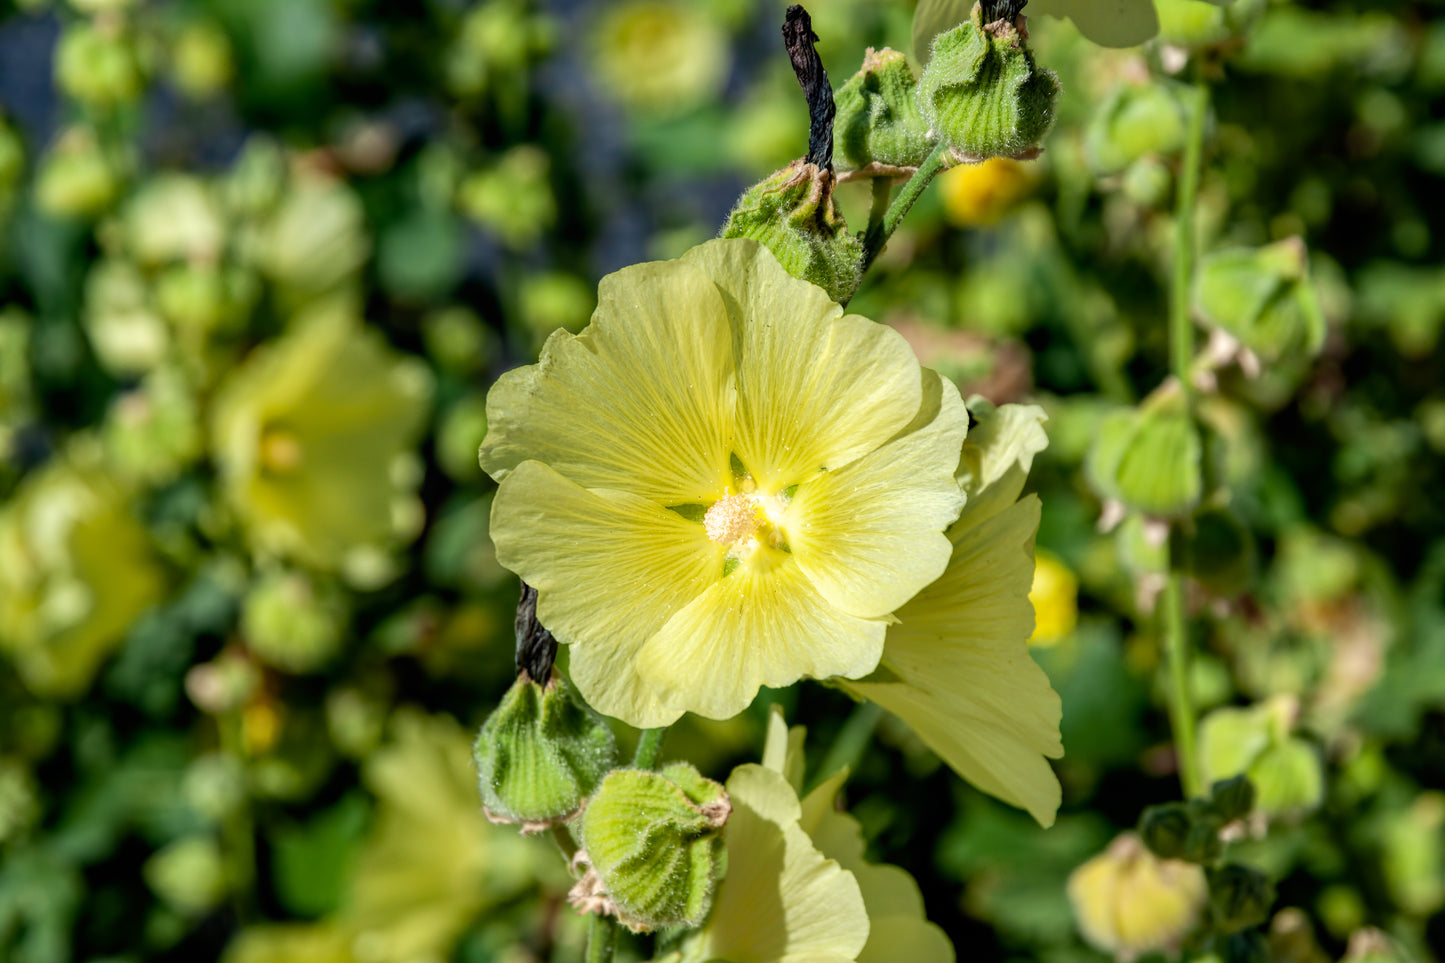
[1382,792,1445,916]
[1085,81,1190,175]
[1208,774,1257,824]
[1207,862,1276,934]
[256,173,370,306]
[325,683,390,760]
[1199,698,1323,820]
[456,145,556,250]
[144,836,228,917]
[185,649,261,715]
[82,259,167,376]
[917,3,1060,162]
[572,762,730,932]
[241,569,348,674]
[1139,802,1193,861]
[182,752,248,822]
[55,19,145,109]
[833,47,933,174]
[473,671,619,832]
[1267,908,1330,963]
[1085,382,1203,520]
[153,262,257,335]
[421,307,495,377]
[102,367,203,485]
[1121,156,1172,208]
[36,128,122,219]
[1069,833,1209,961]
[123,174,226,267]
[1193,238,1326,367]
[721,160,864,304]
[169,20,234,100]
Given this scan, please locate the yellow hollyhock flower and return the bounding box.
[1067,833,1208,962]
[212,303,432,579]
[480,239,969,727]
[1028,548,1079,645]
[762,709,954,963]
[842,400,1064,826]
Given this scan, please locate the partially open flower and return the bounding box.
[842,399,1064,826]
[480,239,968,727]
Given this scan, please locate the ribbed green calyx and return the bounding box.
[572,762,730,932]
[720,160,863,304]
[833,47,934,174]
[917,2,1060,162]
[473,670,618,832]
[1193,237,1326,364]
[1086,384,1202,519]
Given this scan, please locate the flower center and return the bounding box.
[704,494,759,545]
[703,491,791,566]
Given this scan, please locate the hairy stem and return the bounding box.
[861,141,951,272]
[584,912,617,963]
[633,727,667,769]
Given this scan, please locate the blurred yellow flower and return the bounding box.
[480,239,968,727]
[342,709,542,963]
[1068,833,1208,962]
[939,157,1036,228]
[224,922,357,963]
[590,1,729,116]
[843,401,1064,826]
[211,304,432,579]
[1029,548,1079,645]
[0,442,166,698]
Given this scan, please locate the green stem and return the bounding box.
[811,701,883,791]
[1162,573,1203,798]
[633,727,667,769]
[861,142,951,273]
[1162,75,1209,801]
[866,176,892,243]
[1170,79,1208,390]
[585,912,618,963]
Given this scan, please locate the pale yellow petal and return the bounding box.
[762,704,807,792]
[682,239,924,490]
[490,460,724,727]
[690,764,868,963]
[845,495,1063,826]
[480,258,735,505]
[637,562,887,721]
[957,399,1048,498]
[788,373,967,619]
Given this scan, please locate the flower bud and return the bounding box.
[1069,833,1208,961]
[1139,802,1193,861]
[1208,774,1257,824]
[55,21,145,110]
[721,160,863,304]
[917,3,1060,162]
[1193,238,1326,366]
[144,836,228,917]
[1178,507,1256,598]
[1085,384,1203,519]
[36,128,122,220]
[1208,863,1276,934]
[1085,81,1190,175]
[833,47,933,174]
[473,671,618,833]
[242,569,348,674]
[572,762,730,932]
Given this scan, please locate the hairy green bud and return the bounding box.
[474,671,618,833]
[833,47,933,175]
[571,762,730,932]
[917,3,1059,162]
[721,160,863,304]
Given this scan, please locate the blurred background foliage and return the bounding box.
[1,0,1443,961]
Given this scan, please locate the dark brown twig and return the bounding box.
[782,5,835,171]
[515,581,557,681]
